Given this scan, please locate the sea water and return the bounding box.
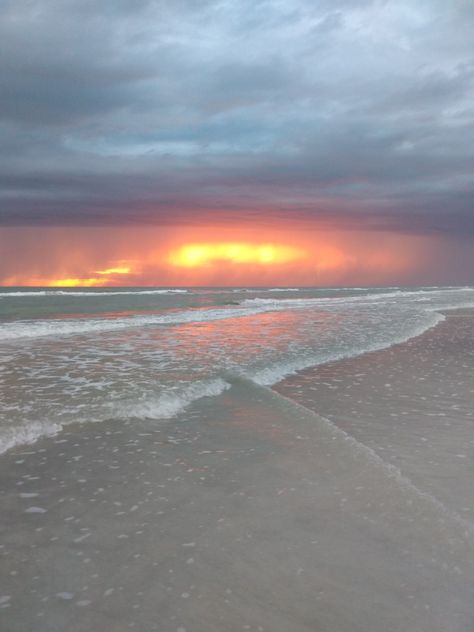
[1,285,474,454]
[2,286,474,631]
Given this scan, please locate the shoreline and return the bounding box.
[0,303,460,457]
[274,307,474,521]
[1,309,474,630]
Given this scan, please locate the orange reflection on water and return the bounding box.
[166,307,335,364]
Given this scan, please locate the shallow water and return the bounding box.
[1,376,474,632]
[275,310,474,523]
[1,287,474,630]
[1,286,474,453]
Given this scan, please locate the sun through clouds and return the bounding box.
[168,243,306,268]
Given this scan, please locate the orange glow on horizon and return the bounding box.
[14,263,137,287]
[169,242,306,268]
[0,224,433,287]
[94,266,132,276]
[47,277,107,287]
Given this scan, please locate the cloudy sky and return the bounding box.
[1,0,473,285]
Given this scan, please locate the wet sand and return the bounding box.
[275,308,474,519]
[1,310,474,631]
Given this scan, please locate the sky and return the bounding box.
[0,0,473,286]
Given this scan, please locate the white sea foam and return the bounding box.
[116,378,230,420]
[0,379,230,453]
[2,286,474,455]
[5,287,472,342]
[250,310,446,385]
[0,420,63,455]
[0,289,188,298]
[242,287,474,310]
[0,306,265,341]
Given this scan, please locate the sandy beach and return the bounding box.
[275,308,474,520]
[1,308,473,631]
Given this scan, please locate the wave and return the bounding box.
[0,305,267,341]
[2,286,474,455]
[0,293,364,341]
[0,289,188,298]
[241,287,474,309]
[249,310,446,385]
[3,286,474,341]
[0,420,63,455]
[0,378,231,454]
[115,378,230,420]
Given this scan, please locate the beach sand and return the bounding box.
[275,308,474,519]
[1,310,474,631]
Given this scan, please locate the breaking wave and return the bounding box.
[115,378,231,420]
[0,306,265,341]
[0,289,188,298]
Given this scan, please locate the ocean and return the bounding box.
[1,285,474,454]
[1,286,474,631]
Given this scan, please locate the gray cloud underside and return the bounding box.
[1,0,473,234]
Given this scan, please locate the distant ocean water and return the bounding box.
[1,285,474,454]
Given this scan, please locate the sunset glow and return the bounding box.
[95,266,132,276]
[1,1,473,287]
[169,243,306,268]
[48,278,107,287]
[36,277,108,288]
[0,225,441,288]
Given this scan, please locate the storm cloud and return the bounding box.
[1,0,474,236]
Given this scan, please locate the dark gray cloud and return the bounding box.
[0,0,473,235]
